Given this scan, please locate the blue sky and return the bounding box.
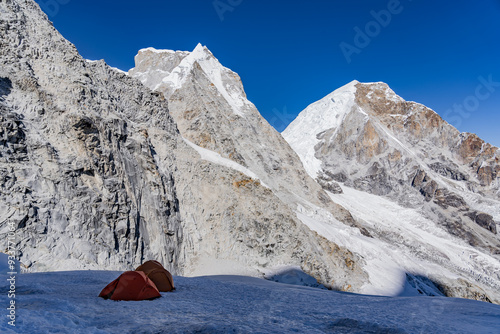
[35,0,500,146]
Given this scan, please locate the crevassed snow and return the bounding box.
[2,269,500,333]
[184,138,268,188]
[282,80,359,178]
[295,185,500,297]
[461,190,500,221]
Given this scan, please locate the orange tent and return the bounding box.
[136,260,175,292]
[99,271,161,301]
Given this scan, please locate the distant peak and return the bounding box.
[190,43,214,60]
[130,42,250,117]
[138,47,176,54]
[136,44,213,60]
[322,80,359,98]
[335,80,360,92]
[193,43,205,52]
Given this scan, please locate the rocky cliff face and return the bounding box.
[0,0,184,271]
[0,0,367,291]
[284,81,500,303]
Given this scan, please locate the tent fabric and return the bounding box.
[98,271,161,301]
[135,260,175,292]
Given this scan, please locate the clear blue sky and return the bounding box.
[35,0,500,146]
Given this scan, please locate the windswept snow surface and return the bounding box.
[1,270,500,333]
[282,80,359,178]
[295,185,500,297]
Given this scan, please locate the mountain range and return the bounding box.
[1,0,499,306]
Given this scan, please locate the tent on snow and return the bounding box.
[136,260,175,292]
[99,271,161,301]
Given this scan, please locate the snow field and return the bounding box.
[1,270,500,333]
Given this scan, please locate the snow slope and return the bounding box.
[1,269,500,333]
[282,80,359,178]
[183,138,269,188]
[295,184,500,300]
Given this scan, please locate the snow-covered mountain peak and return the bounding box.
[191,42,211,58]
[136,43,208,55]
[283,79,500,304]
[282,80,361,178]
[282,80,435,178]
[130,43,252,116]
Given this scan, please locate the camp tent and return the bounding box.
[136,260,175,292]
[99,271,161,301]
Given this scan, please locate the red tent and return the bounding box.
[99,271,161,301]
[136,260,175,292]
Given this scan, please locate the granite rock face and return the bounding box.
[0,0,184,271]
[0,0,367,291]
